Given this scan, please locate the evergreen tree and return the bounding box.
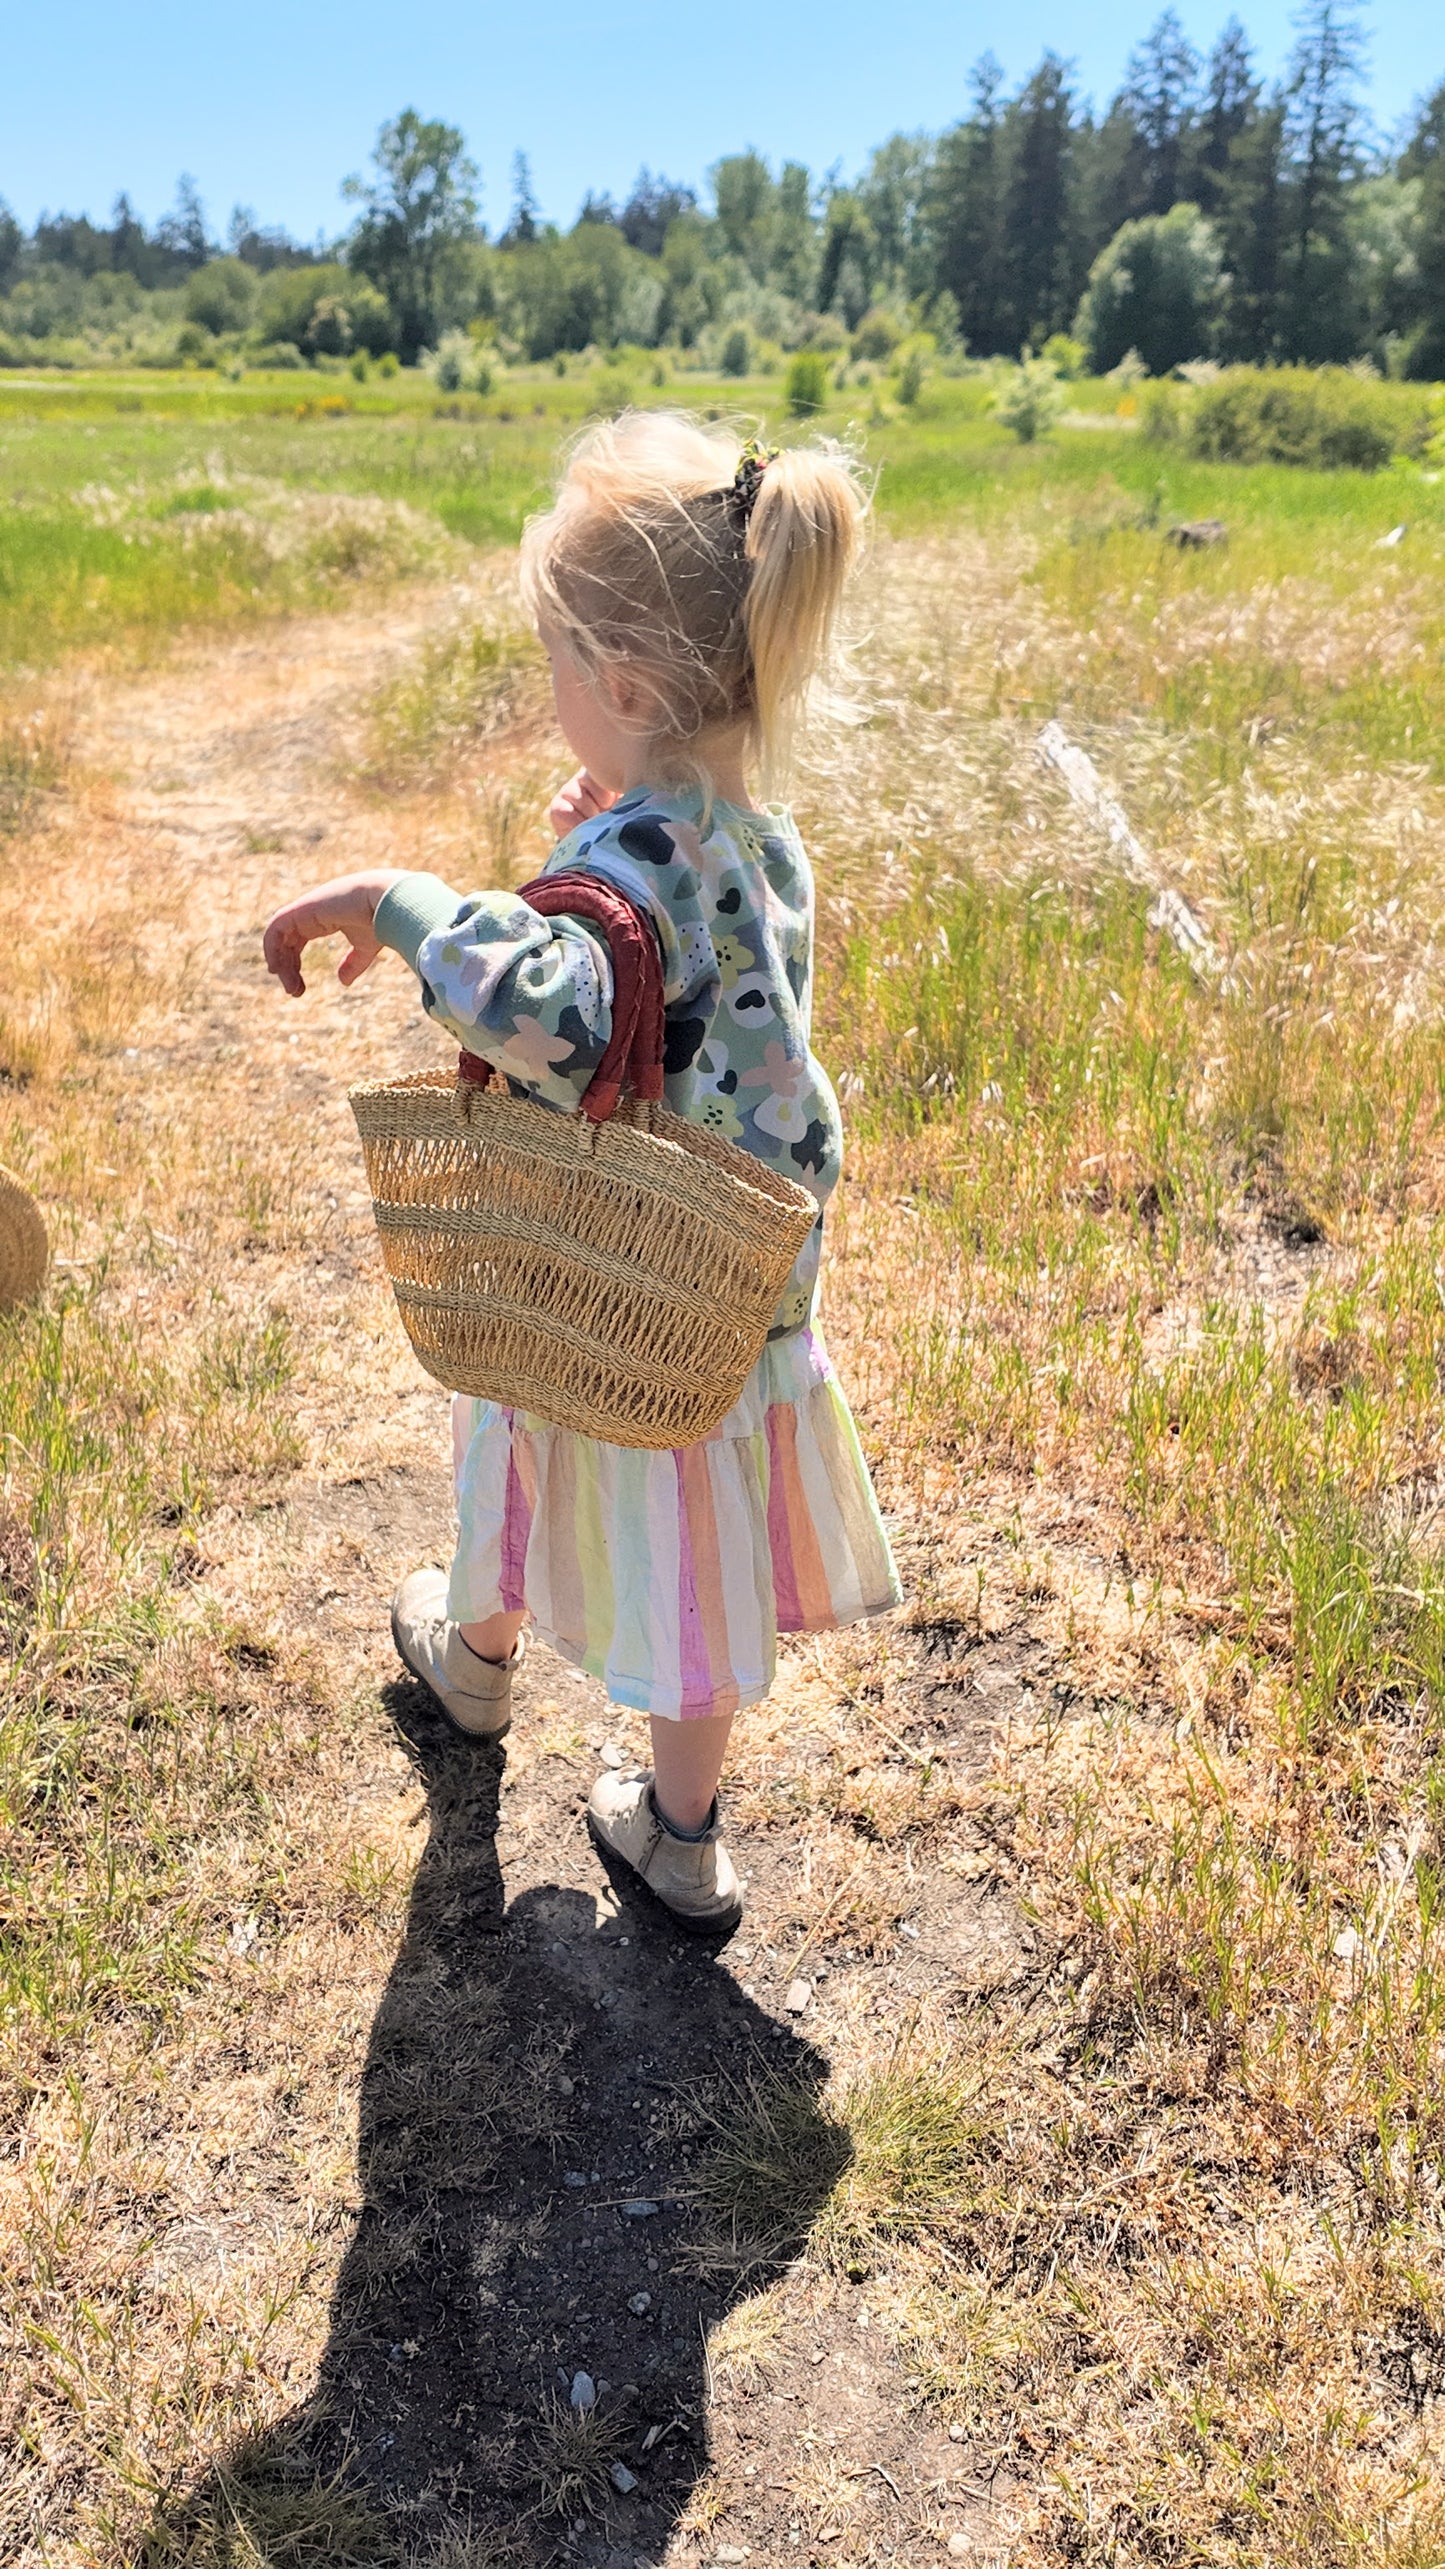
[0,201,21,293]
[1217,90,1288,356]
[1283,0,1370,360]
[501,153,539,248]
[1001,55,1081,351]
[929,56,1010,354]
[817,189,876,326]
[1088,95,1153,249]
[1401,80,1445,375]
[154,175,210,270]
[1118,9,1201,213]
[1400,79,1445,184]
[32,211,117,275]
[109,194,151,281]
[1192,18,1260,215]
[226,206,307,272]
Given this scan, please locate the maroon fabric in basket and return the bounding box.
[454,869,666,1123]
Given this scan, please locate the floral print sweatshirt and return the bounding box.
[372,785,842,1336]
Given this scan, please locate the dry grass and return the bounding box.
[0,581,518,2566]
[706,2288,787,2393]
[795,504,1445,2563]
[5,422,1445,2563]
[136,2449,401,2568]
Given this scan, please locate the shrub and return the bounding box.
[1077,203,1225,377]
[423,330,493,396]
[852,306,902,364]
[185,257,257,338]
[991,358,1068,442]
[720,325,751,377]
[427,329,467,392]
[1140,379,1184,441]
[784,348,830,415]
[1041,331,1087,379]
[256,263,393,359]
[377,350,399,377]
[896,344,927,406]
[798,310,848,352]
[1185,366,1430,471]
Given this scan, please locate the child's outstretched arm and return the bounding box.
[263,862,617,1119]
[263,870,403,996]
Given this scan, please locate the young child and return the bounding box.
[263,410,900,1934]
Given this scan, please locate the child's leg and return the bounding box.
[589,1707,743,1929]
[650,1710,734,1834]
[459,1609,527,1664]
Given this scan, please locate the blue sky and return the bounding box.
[1,1,1434,244]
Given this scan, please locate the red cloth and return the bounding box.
[455,869,665,1122]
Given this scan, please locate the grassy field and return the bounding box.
[5,364,1445,2566]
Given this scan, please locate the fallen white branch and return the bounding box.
[1037,720,1222,978]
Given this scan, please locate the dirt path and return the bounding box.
[22,597,1044,2569]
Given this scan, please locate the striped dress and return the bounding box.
[373,785,901,1720]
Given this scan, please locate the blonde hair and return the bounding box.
[519,409,867,786]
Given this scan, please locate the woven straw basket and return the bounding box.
[0,1164,48,1312]
[350,872,819,1449]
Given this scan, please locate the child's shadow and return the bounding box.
[145,1671,847,2566]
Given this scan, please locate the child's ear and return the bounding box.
[599,660,655,732]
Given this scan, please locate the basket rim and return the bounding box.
[349,1069,818,1222]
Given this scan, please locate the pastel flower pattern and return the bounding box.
[411,785,843,1336]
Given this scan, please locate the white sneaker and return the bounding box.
[390,1566,524,1739]
[587,1768,743,1935]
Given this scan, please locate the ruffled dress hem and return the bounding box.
[447,1326,901,1721]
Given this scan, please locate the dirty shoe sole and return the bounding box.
[586,1812,743,1937]
[390,1601,512,1743]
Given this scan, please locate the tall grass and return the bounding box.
[5,365,1439,666]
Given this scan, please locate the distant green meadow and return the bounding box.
[1,363,1442,690]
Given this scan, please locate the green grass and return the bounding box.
[2,361,1441,674]
[693,2036,999,2279]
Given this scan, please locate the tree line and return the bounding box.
[3,4,1443,380]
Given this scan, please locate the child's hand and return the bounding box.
[263,870,404,997]
[548,768,616,838]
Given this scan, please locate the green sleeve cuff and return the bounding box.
[373,872,463,973]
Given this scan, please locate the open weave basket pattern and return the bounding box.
[351,1067,818,1449]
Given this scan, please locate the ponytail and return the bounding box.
[744,444,869,773]
[521,410,869,786]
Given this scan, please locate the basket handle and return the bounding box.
[454,868,666,1125]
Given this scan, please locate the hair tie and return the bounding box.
[729,438,778,523]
